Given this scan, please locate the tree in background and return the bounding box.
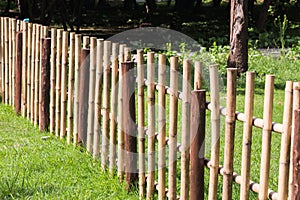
[227,0,249,74]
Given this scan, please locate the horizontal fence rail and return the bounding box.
[1,16,300,200]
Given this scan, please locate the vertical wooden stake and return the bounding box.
[26,23,32,119]
[258,75,275,200]
[118,44,126,178]
[180,59,192,200]
[11,19,16,106]
[87,37,97,152]
[21,22,27,117]
[122,61,138,191]
[137,49,145,198]
[49,28,56,133]
[8,18,12,105]
[0,17,3,102]
[222,68,237,200]
[109,42,119,173]
[55,29,63,137]
[208,64,221,200]
[78,49,90,145]
[194,61,202,90]
[168,56,179,200]
[158,54,166,200]
[4,18,9,104]
[30,24,36,123]
[240,72,255,200]
[290,109,300,200]
[93,39,104,158]
[73,34,82,145]
[83,36,89,49]
[190,90,206,200]
[39,38,51,132]
[101,40,111,169]
[34,25,40,126]
[67,32,75,144]
[289,82,300,197]
[15,32,22,115]
[146,52,156,200]
[60,31,68,139]
[277,81,293,199]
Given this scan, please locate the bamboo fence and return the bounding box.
[1,16,300,200]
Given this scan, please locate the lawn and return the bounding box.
[0,104,139,200]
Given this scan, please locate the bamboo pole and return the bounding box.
[8,18,12,105]
[49,28,56,133]
[39,38,51,132]
[30,24,36,123]
[124,47,131,61]
[15,32,22,115]
[137,49,145,198]
[208,64,221,200]
[78,49,90,145]
[118,44,126,178]
[101,40,111,169]
[4,18,9,104]
[258,75,275,200]
[194,61,202,90]
[87,37,97,152]
[109,42,119,173]
[168,56,179,200]
[55,29,63,137]
[73,34,82,145]
[290,109,300,200]
[190,90,206,200]
[180,59,192,200]
[222,68,237,200]
[146,52,156,200]
[34,25,40,126]
[67,32,75,144]
[60,31,68,139]
[26,23,32,118]
[240,72,255,200]
[158,54,166,200]
[83,36,89,49]
[289,82,300,197]
[21,22,27,116]
[0,17,4,103]
[11,18,16,106]
[277,81,293,200]
[93,39,104,158]
[122,61,138,191]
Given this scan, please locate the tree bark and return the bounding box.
[256,0,271,31]
[227,0,248,74]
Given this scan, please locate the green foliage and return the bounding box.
[274,14,289,49]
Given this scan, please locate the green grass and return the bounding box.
[0,104,139,200]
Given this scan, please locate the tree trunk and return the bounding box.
[256,0,271,31]
[227,0,248,74]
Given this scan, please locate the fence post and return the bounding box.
[122,61,138,191]
[291,109,300,199]
[222,68,237,200]
[39,38,51,132]
[78,48,90,145]
[15,32,22,114]
[190,90,206,200]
